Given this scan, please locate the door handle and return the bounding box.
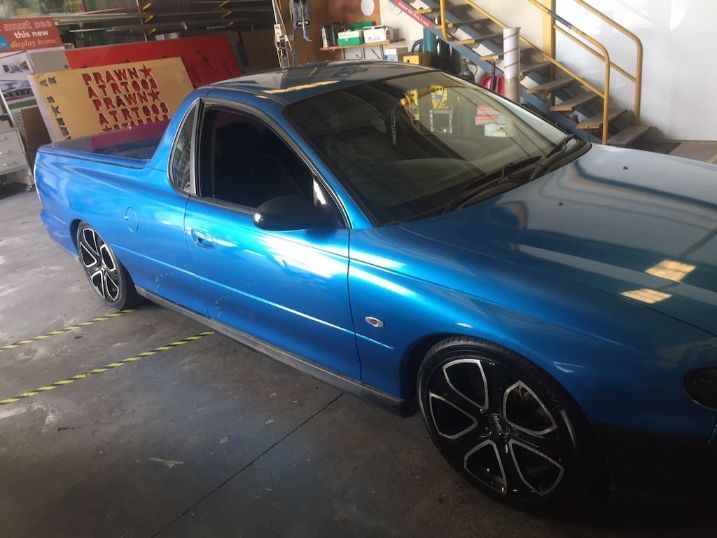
[191,228,214,249]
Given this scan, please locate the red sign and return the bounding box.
[389,0,435,29]
[66,34,242,88]
[0,18,63,52]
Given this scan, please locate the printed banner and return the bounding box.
[66,34,242,88]
[30,57,194,141]
[0,18,63,52]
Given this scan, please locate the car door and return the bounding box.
[182,102,361,379]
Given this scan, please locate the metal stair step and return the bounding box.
[526,77,576,94]
[607,124,651,147]
[390,0,653,143]
[452,32,503,45]
[521,61,552,76]
[389,0,597,136]
[447,18,490,28]
[577,108,627,130]
[481,44,532,62]
[475,31,504,42]
[550,92,598,112]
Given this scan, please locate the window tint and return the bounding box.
[196,107,340,223]
[170,105,197,193]
[287,71,570,225]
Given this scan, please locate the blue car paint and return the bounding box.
[35,63,716,454]
[183,199,361,379]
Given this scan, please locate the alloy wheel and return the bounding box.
[78,227,121,302]
[424,355,571,499]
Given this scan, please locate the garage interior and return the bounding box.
[1,1,716,536]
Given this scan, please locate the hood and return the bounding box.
[400,145,717,335]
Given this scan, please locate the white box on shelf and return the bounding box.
[384,46,408,61]
[363,26,392,44]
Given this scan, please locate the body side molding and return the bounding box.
[136,287,413,416]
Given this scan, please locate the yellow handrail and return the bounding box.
[526,0,611,143]
[453,0,611,143]
[439,0,448,40]
[459,0,601,94]
[572,0,644,123]
[435,0,643,142]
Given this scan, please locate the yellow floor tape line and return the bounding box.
[0,309,137,354]
[0,331,214,406]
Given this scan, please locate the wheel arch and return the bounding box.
[398,330,595,430]
[69,218,83,254]
[413,332,610,504]
[399,332,453,405]
[73,220,141,308]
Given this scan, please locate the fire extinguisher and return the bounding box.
[480,61,506,96]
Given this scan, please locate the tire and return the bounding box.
[76,222,141,310]
[417,337,604,511]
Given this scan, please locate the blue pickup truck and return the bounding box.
[35,61,717,511]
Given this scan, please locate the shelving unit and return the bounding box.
[0,92,32,189]
[320,41,393,60]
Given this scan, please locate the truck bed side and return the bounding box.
[34,122,168,255]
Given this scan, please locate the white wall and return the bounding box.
[463,0,544,46]
[382,0,717,140]
[379,0,428,47]
[556,0,717,140]
[379,0,545,49]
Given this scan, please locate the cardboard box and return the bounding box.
[337,30,363,47]
[403,53,432,66]
[363,26,392,44]
[20,106,50,165]
[384,46,408,61]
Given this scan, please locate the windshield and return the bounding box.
[287,71,582,225]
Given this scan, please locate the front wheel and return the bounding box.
[418,337,604,511]
[76,223,141,310]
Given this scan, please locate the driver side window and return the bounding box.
[196,106,339,223]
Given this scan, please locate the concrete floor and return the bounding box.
[670,140,717,163]
[0,184,714,537]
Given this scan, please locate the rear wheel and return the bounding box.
[418,337,603,511]
[76,223,141,309]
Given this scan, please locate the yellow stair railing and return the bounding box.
[437,0,644,144]
[572,0,644,123]
[526,0,611,143]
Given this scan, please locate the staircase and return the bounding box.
[389,0,651,147]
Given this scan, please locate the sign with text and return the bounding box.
[30,57,193,141]
[0,18,63,52]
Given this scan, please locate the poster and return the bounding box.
[0,48,60,130]
[66,34,242,88]
[1,0,83,18]
[30,57,194,141]
[0,17,63,51]
[0,50,35,111]
[0,48,66,114]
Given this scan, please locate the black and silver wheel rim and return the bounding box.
[424,355,571,499]
[79,227,121,302]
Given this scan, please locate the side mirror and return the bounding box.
[253,195,334,231]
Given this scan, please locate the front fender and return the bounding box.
[348,228,717,441]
